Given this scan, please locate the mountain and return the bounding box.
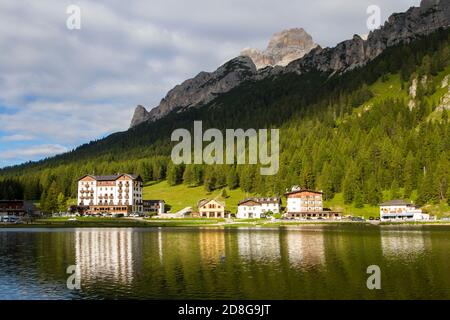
[283,0,450,75]
[1,0,450,215]
[241,28,317,69]
[130,56,256,127]
[130,0,450,128]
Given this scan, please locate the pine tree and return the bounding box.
[447,183,450,206]
[365,176,381,206]
[183,165,194,186]
[226,167,239,190]
[390,179,400,200]
[220,188,229,199]
[318,163,334,200]
[342,168,355,205]
[44,181,59,214]
[205,175,216,193]
[40,189,48,213]
[354,186,364,208]
[167,163,183,186]
[204,167,217,192]
[240,166,255,193]
[403,152,416,199]
[436,158,449,201]
[300,164,315,190]
[193,165,204,186]
[57,193,67,213]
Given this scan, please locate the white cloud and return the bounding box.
[0,134,36,142]
[0,144,68,160]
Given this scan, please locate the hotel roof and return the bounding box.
[78,174,142,181]
[238,197,281,206]
[198,199,226,208]
[379,199,414,206]
[284,189,323,196]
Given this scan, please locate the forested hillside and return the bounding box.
[1,29,450,214]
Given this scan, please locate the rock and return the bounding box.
[441,75,449,88]
[129,56,257,127]
[281,0,450,76]
[241,28,318,69]
[410,78,418,99]
[437,87,450,111]
[130,0,450,128]
[130,105,150,128]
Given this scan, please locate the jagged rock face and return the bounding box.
[130,0,450,128]
[241,28,317,69]
[130,105,150,128]
[284,0,450,75]
[130,56,256,126]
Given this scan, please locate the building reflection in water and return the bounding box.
[199,230,225,263]
[285,229,325,268]
[381,229,427,259]
[237,230,281,262]
[75,229,134,285]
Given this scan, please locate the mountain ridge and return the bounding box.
[130,0,450,128]
[241,28,318,69]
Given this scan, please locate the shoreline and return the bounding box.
[2,219,450,229]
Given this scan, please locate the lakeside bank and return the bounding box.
[2,217,450,229]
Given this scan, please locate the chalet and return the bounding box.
[197,199,226,218]
[143,200,165,215]
[237,197,281,219]
[0,200,37,217]
[379,200,430,221]
[77,174,143,216]
[284,187,341,220]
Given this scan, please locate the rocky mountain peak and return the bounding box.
[130,105,149,128]
[130,0,450,128]
[241,28,318,69]
[129,56,256,127]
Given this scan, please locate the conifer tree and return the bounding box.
[226,167,239,190]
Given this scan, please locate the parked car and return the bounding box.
[1,216,20,224]
[351,217,365,222]
[369,217,375,221]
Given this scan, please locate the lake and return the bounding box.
[1,225,450,300]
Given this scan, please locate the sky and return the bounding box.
[0,0,421,168]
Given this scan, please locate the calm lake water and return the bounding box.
[1,225,450,300]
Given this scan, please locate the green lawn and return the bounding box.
[325,192,450,219]
[324,193,379,219]
[143,181,251,213]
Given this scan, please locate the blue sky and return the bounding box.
[0,0,420,168]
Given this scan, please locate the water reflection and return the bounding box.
[199,230,225,263]
[285,230,325,268]
[1,226,450,299]
[75,229,134,285]
[381,229,427,260]
[237,229,281,262]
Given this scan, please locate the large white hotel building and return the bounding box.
[77,174,143,215]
